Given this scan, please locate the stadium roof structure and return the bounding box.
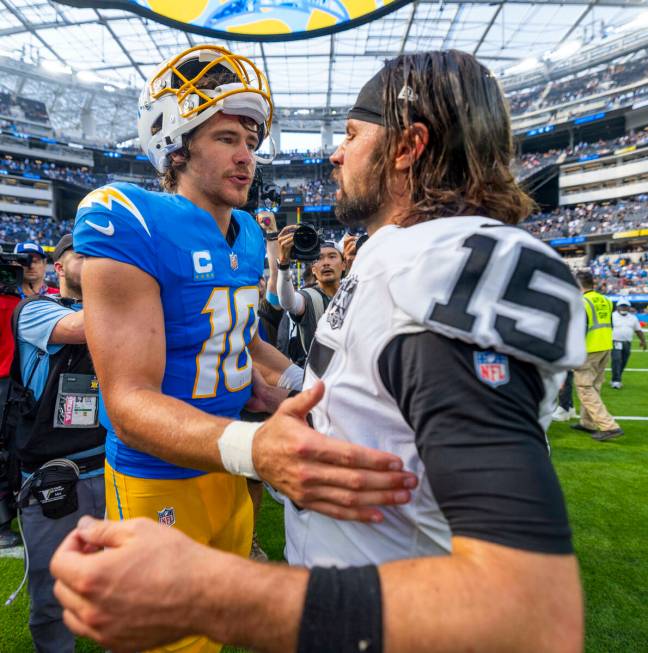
[0,0,648,144]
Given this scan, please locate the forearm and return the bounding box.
[198,553,308,653]
[267,240,280,296]
[105,385,236,473]
[637,330,646,347]
[250,336,292,385]
[380,539,583,653]
[278,269,305,315]
[50,311,85,344]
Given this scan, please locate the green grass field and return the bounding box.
[1,338,646,653]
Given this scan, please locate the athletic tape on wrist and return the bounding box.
[218,421,262,480]
[277,363,304,391]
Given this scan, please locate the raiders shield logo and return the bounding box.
[327,274,358,330]
[157,507,176,527]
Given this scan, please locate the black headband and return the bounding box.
[347,69,386,126]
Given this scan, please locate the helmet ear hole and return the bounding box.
[151,113,163,136]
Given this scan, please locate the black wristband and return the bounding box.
[277,259,291,270]
[297,566,383,653]
[266,231,279,241]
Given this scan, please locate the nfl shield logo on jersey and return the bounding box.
[473,351,510,388]
[229,252,239,271]
[157,507,176,527]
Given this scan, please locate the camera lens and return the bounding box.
[291,225,321,261]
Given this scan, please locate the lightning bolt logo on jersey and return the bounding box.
[73,182,265,479]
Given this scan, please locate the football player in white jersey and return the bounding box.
[52,50,585,653]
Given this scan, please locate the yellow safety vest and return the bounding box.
[582,291,613,353]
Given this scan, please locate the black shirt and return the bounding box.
[378,331,573,555]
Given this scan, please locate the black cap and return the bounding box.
[53,234,73,262]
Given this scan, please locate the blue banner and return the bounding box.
[550,236,586,247]
[574,112,606,125]
[303,205,332,212]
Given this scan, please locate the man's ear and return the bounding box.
[394,122,429,172]
[169,149,187,166]
[53,261,64,279]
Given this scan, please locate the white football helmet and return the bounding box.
[137,45,273,173]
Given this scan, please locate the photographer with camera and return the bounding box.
[7,234,105,652]
[277,225,345,357]
[13,242,58,298]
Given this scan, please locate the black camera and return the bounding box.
[0,252,29,296]
[290,224,321,262]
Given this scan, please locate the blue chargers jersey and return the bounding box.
[73,183,265,479]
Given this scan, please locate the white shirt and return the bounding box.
[284,217,586,568]
[612,311,640,342]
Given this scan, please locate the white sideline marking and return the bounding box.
[605,368,648,372]
[0,546,24,559]
[613,416,648,421]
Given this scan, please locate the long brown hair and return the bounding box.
[377,51,535,226]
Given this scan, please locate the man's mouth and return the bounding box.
[229,174,251,186]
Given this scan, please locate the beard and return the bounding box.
[64,273,82,299]
[334,172,383,229]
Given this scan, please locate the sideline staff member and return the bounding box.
[572,270,623,441]
[13,234,105,653]
[610,298,646,388]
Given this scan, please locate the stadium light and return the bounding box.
[545,41,581,63]
[41,59,71,75]
[505,58,541,76]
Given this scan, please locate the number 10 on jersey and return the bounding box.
[192,286,259,398]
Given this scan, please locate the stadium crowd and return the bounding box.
[0,212,73,246]
[522,194,648,240]
[508,52,648,115]
[590,252,648,294]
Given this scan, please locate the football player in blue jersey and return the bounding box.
[71,45,417,653]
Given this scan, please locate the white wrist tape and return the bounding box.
[218,421,262,480]
[277,363,304,391]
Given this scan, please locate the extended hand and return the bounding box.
[253,381,418,522]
